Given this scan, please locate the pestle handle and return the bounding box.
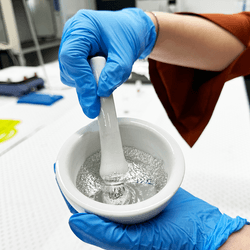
[90,57,128,180]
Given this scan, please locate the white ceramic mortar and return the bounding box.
[56,117,185,224]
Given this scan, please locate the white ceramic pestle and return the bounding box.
[90,57,128,184]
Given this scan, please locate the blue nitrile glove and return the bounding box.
[68,188,248,250]
[58,8,156,118]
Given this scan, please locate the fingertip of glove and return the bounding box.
[69,214,95,244]
[69,213,87,227]
[84,109,99,119]
[69,213,107,234]
[53,163,56,174]
[78,95,101,119]
[69,214,119,249]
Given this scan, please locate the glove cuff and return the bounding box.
[204,214,248,250]
[135,8,158,59]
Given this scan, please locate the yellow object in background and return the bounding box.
[0,120,21,143]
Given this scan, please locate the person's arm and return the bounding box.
[219,225,250,250]
[59,8,246,119]
[146,12,245,71]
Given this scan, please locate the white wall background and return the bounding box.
[59,0,96,25]
[136,1,169,12]
[179,0,249,14]
[134,0,249,14]
[58,0,250,24]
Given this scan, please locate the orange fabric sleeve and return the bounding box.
[149,12,250,147]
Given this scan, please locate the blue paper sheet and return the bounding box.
[17,93,63,106]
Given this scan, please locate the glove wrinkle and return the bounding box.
[204,214,248,250]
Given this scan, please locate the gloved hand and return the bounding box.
[58,8,157,118]
[67,188,247,250]
[54,162,248,250]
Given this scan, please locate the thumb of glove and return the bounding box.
[97,56,133,97]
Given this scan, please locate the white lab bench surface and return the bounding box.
[0,61,250,250]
